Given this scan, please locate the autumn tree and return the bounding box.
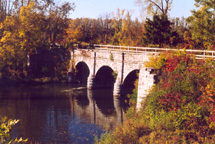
[0,2,46,78]
[97,14,114,44]
[0,15,24,79]
[66,18,96,44]
[171,17,187,40]
[19,2,47,65]
[65,19,84,43]
[0,1,75,79]
[111,9,124,45]
[0,0,18,22]
[187,0,215,49]
[45,2,75,44]
[65,16,115,45]
[66,9,143,46]
[111,9,143,46]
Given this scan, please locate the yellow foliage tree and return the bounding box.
[65,19,84,43]
[111,9,143,46]
[0,15,24,78]
[0,2,47,79]
[19,2,47,57]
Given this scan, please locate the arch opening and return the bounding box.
[94,66,116,89]
[75,62,90,85]
[121,70,139,96]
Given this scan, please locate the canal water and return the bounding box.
[0,83,129,144]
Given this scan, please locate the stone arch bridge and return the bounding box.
[69,47,157,109]
[68,44,215,109]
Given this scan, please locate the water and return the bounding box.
[0,83,128,144]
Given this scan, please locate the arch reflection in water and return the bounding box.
[71,88,127,131]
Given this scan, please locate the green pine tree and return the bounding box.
[144,14,179,47]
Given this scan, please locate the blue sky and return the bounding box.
[69,0,196,20]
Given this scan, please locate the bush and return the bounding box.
[143,52,215,142]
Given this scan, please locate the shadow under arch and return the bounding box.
[121,69,140,96]
[75,62,90,85]
[93,66,116,89]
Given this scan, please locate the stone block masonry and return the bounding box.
[69,49,158,110]
[137,68,157,110]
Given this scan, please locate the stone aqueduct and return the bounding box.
[67,45,215,109]
[68,48,157,109]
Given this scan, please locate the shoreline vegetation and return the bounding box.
[96,51,215,144]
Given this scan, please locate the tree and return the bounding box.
[0,2,45,78]
[111,9,143,46]
[144,14,179,47]
[0,15,24,79]
[65,19,84,43]
[97,13,114,44]
[171,17,187,38]
[19,2,47,65]
[45,2,75,44]
[136,0,173,18]
[65,9,143,46]
[187,0,215,49]
[121,11,142,46]
[0,1,75,79]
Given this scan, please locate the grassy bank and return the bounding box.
[96,51,215,144]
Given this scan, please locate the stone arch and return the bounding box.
[93,66,116,89]
[121,69,140,96]
[75,62,90,84]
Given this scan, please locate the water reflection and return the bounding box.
[0,84,128,143]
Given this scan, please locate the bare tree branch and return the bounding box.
[148,0,163,12]
[136,0,173,18]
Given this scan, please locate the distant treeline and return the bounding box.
[65,9,187,48]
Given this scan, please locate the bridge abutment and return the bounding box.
[137,67,156,110]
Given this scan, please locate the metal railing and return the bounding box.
[73,44,215,59]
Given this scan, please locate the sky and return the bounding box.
[69,0,196,20]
